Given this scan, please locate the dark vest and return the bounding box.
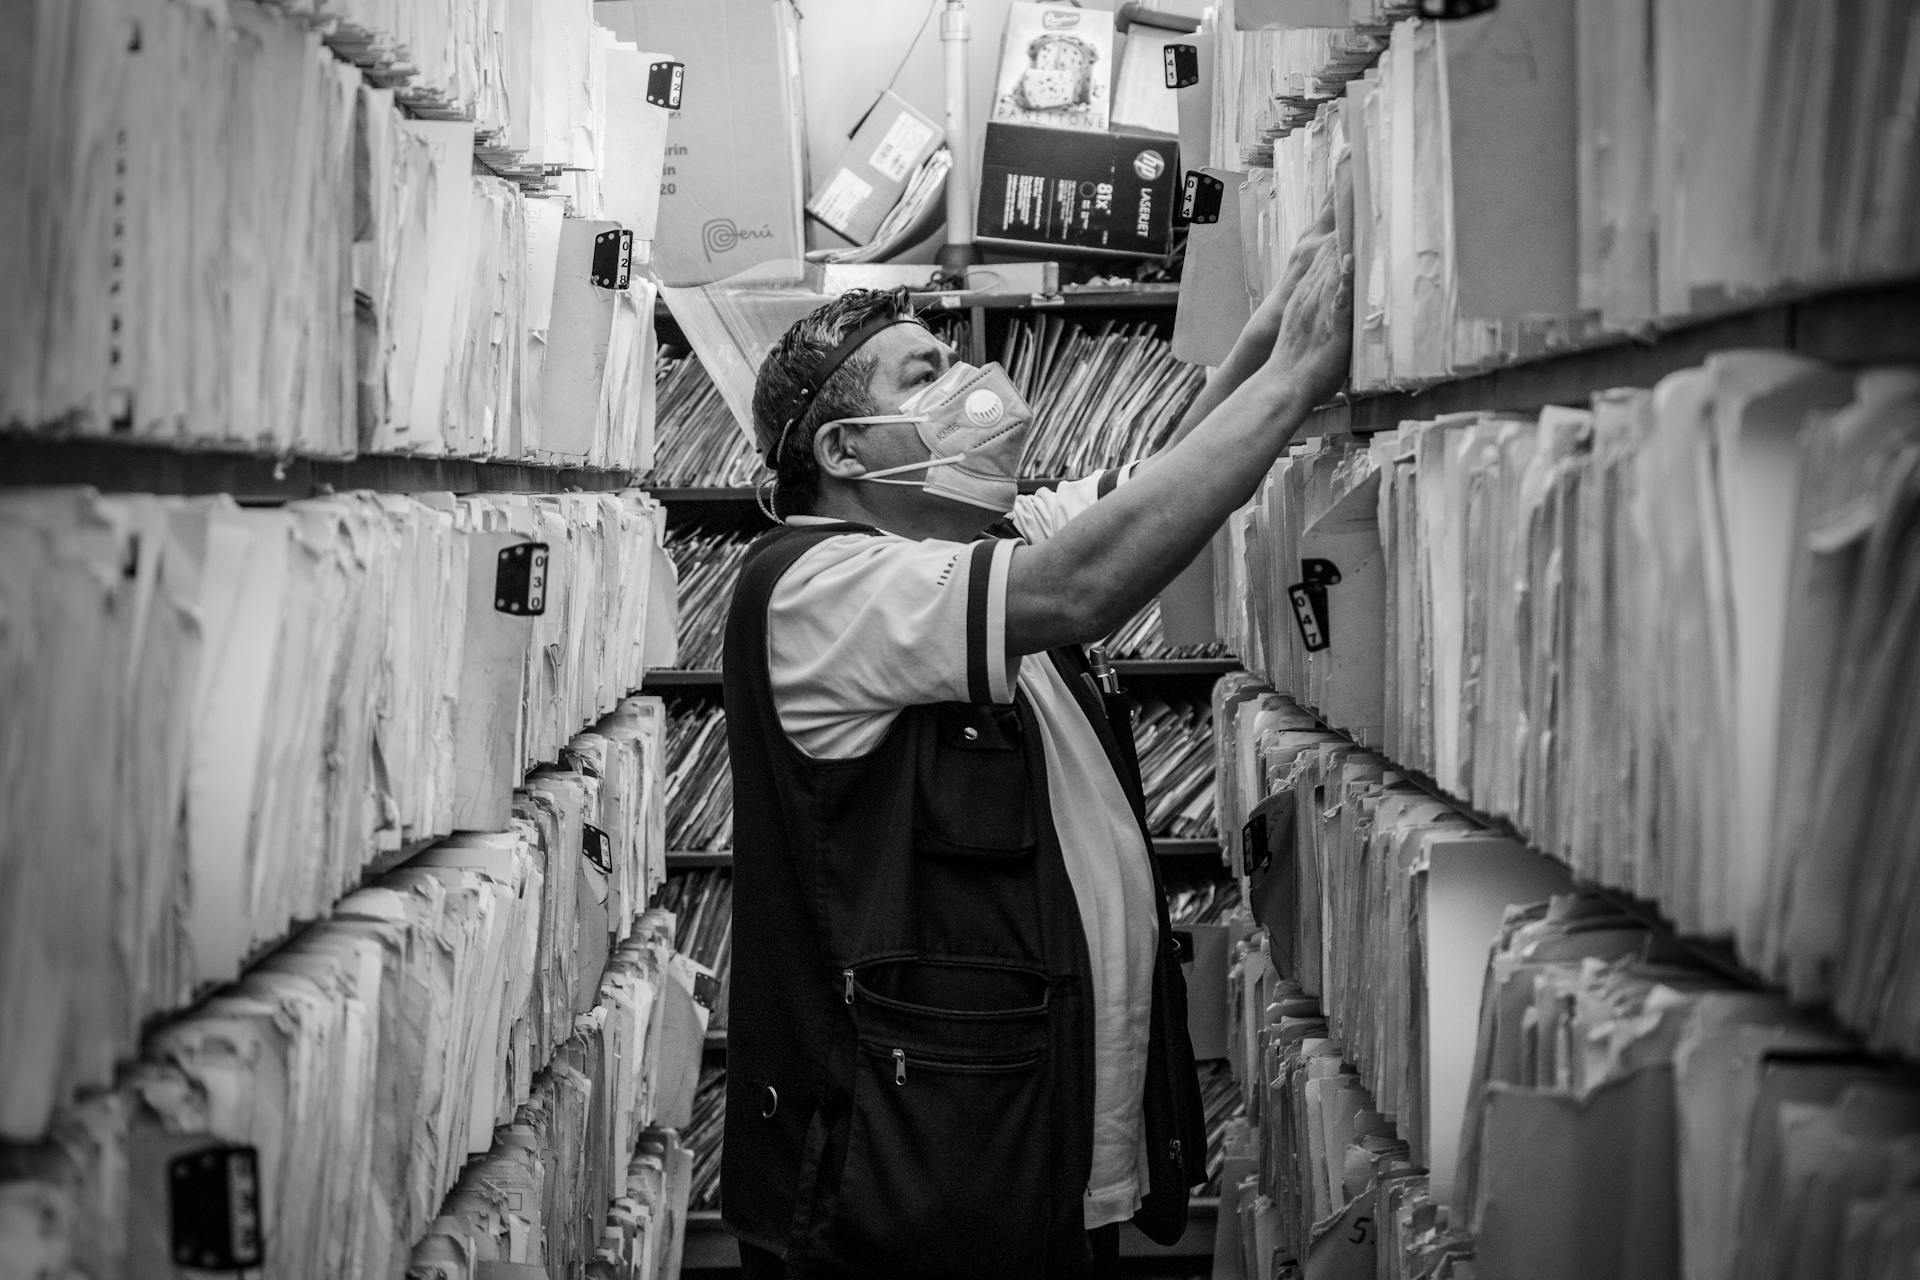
[718,521,1207,1279]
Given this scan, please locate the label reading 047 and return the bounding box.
[495,541,551,616]
[1286,558,1342,652]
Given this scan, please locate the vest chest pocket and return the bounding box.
[913,703,1038,858]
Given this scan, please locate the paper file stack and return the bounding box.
[665,702,734,853]
[1189,1,1920,384]
[685,1066,727,1212]
[3,0,674,468]
[998,315,1208,477]
[1134,696,1221,839]
[0,752,689,1278]
[1209,0,1402,167]
[0,487,674,1141]
[666,524,758,670]
[1215,435,1390,743]
[647,353,764,488]
[406,916,700,1280]
[1367,359,1920,1054]
[1223,921,1461,1280]
[655,870,735,1032]
[1457,891,1920,1280]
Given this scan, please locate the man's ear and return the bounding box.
[814,420,867,480]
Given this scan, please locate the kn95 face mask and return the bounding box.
[826,362,1034,515]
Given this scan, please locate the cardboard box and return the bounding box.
[976,123,1178,260]
[992,2,1115,132]
[807,91,943,245]
[595,0,807,285]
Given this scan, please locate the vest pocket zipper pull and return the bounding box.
[844,969,854,1004]
[893,1049,907,1085]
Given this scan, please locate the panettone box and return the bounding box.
[991,2,1114,132]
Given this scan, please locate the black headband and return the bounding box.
[770,290,927,462]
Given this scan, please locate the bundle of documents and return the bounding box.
[1194,0,1920,389]
[1194,1061,1246,1195]
[0,488,673,1141]
[1168,880,1243,929]
[1216,434,1389,741]
[1455,891,1920,1280]
[1223,921,1457,1280]
[647,353,765,488]
[666,524,758,670]
[1578,0,1920,328]
[406,922,699,1280]
[1209,0,1398,167]
[684,1066,728,1211]
[1133,696,1221,839]
[125,832,670,1279]
[654,870,734,1032]
[1365,359,1920,1053]
[3,0,674,467]
[999,316,1207,477]
[2,0,358,448]
[664,702,734,853]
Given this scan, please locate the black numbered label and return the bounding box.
[495,541,551,616]
[693,971,721,1010]
[1163,43,1199,89]
[169,1145,264,1271]
[1178,171,1224,226]
[1418,0,1498,16]
[1286,558,1342,652]
[647,60,685,109]
[591,228,634,290]
[582,823,612,875]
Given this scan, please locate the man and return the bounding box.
[719,188,1352,1280]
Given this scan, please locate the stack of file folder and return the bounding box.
[4,0,675,469]
[998,316,1208,478]
[0,487,674,1142]
[1207,0,1401,168]
[1184,0,1920,388]
[666,524,758,671]
[647,353,764,489]
[685,1066,727,1212]
[1366,359,1920,1054]
[1133,695,1222,839]
[406,922,700,1279]
[653,870,734,1033]
[2,749,697,1276]
[664,702,734,853]
[1223,923,1455,1280]
[1457,891,1920,1280]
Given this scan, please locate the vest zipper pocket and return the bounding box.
[862,1041,1046,1082]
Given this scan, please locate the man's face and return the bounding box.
[847,323,958,475]
[866,323,956,412]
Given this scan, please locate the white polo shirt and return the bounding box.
[764,470,1161,1230]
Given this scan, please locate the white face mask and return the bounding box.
[828,362,1034,515]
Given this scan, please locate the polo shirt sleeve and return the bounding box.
[1009,464,1135,545]
[768,532,1019,759]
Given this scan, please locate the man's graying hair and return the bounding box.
[751,290,909,519]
